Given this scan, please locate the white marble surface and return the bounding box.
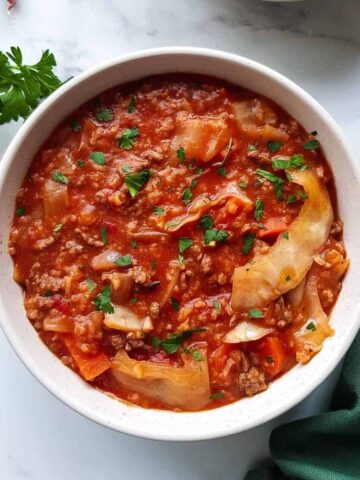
[1,0,359,478]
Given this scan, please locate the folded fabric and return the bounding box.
[245,332,360,480]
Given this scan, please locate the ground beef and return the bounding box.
[239,367,268,396]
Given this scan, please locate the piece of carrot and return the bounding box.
[63,336,111,381]
[210,344,233,374]
[258,217,288,239]
[257,336,292,378]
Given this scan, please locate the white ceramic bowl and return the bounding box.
[1,47,359,441]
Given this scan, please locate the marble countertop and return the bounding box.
[1,0,359,478]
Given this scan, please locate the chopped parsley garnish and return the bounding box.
[306,321,317,332]
[121,165,131,173]
[196,167,203,175]
[248,144,257,152]
[272,154,306,170]
[182,187,193,205]
[191,350,204,361]
[303,139,320,150]
[153,206,164,216]
[255,168,284,185]
[178,254,185,265]
[286,195,298,204]
[254,177,266,187]
[242,233,255,255]
[43,290,53,297]
[153,328,206,355]
[265,355,274,363]
[218,137,232,177]
[129,297,138,304]
[179,237,193,253]
[53,223,63,233]
[128,95,136,113]
[86,277,95,292]
[210,392,225,400]
[151,259,157,269]
[90,151,106,166]
[92,286,114,314]
[188,160,195,170]
[166,218,181,229]
[117,127,139,150]
[124,169,150,197]
[52,171,68,184]
[267,141,283,153]
[204,229,229,245]
[254,198,264,222]
[170,297,180,312]
[114,254,132,267]
[70,119,81,132]
[274,183,284,201]
[239,182,248,189]
[297,190,309,200]
[15,207,25,216]
[249,308,264,318]
[213,299,221,313]
[96,108,113,122]
[282,232,289,240]
[199,214,214,230]
[77,160,85,168]
[131,240,138,248]
[101,226,107,245]
[177,146,186,162]
[190,178,197,189]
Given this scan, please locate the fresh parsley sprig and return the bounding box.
[0,47,63,124]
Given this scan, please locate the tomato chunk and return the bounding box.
[258,217,288,239]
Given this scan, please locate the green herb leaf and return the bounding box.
[265,355,274,363]
[129,297,138,304]
[182,188,192,205]
[179,237,193,253]
[166,218,181,228]
[282,231,289,240]
[272,154,306,170]
[213,299,221,313]
[196,167,203,175]
[128,95,136,113]
[303,139,320,150]
[254,198,264,222]
[218,138,232,177]
[131,240,138,248]
[248,144,257,152]
[157,328,206,354]
[255,169,284,185]
[199,214,215,230]
[70,119,81,132]
[101,226,108,245]
[0,47,63,125]
[242,233,255,255]
[124,169,150,197]
[15,207,25,216]
[177,146,186,162]
[267,141,283,153]
[121,165,131,173]
[117,127,139,150]
[52,171,68,184]
[43,290,53,297]
[286,195,297,204]
[90,151,106,166]
[218,164,227,177]
[306,321,317,331]
[297,190,309,201]
[92,286,114,313]
[151,259,157,269]
[210,392,225,400]
[153,206,164,216]
[96,108,113,122]
[77,160,85,168]
[204,229,229,245]
[114,254,132,267]
[170,297,180,312]
[249,308,264,318]
[86,277,95,292]
[239,182,248,189]
[191,350,204,361]
[53,223,63,233]
[274,183,284,201]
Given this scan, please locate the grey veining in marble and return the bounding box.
[0,0,359,479]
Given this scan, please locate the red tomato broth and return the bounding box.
[9,74,347,411]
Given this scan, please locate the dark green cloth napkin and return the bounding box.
[245,332,360,480]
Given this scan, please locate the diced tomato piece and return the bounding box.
[63,336,110,381]
[257,336,293,378]
[53,294,70,315]
[258,217,288,239]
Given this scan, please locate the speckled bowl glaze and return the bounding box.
[0,48,359,441]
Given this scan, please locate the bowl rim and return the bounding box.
[1,46,359,441]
